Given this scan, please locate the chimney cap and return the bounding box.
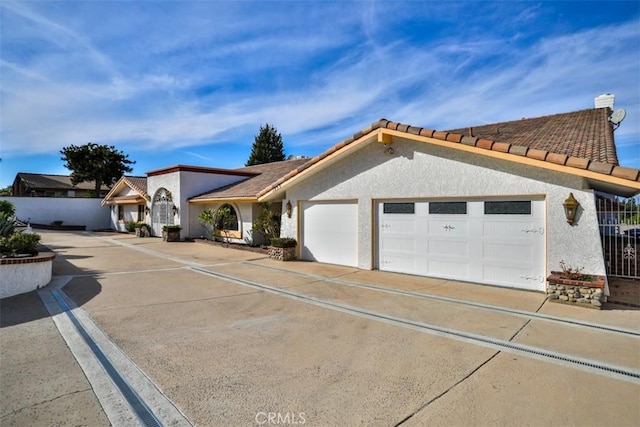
[594,93,615,109]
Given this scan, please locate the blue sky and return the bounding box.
[1,1,639,189]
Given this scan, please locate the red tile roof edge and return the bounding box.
[256,117,639,198]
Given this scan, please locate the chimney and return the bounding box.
[594,93,615,109]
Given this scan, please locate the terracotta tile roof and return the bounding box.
[446,108,619,165]
[15,173,110,191]
[256,110,639,198]
[190,158,311,201]
[121,176,148,197]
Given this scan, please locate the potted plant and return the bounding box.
[268,237,297,261]
[162,225,182,242]
[135,222,150,238]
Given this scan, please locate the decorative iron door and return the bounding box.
[151,188,174,236]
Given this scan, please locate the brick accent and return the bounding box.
[268,246,296,261]
[0,252,55,265]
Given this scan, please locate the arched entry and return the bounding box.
[151,188,174,236]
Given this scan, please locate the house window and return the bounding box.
[383,203,415,214]
[484,201,531,215]
[118,205,125,221]
[217,204,239,230]
[429,202,467,215]
[137,205,145,222]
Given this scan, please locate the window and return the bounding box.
[383,203,415,214]
[485,201,531,215]
[137,205,145,222]
[118,205,125,221]
[217,204,239,230]
[429,202,467,215]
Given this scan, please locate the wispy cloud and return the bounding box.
[1,0,638,174]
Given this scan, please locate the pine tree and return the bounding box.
[246,123,285,166]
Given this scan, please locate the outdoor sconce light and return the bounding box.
[172,204,179,216]
[383,144,394,155]
[285,200,292,218]
[563,193,580,225]
[145,206,150,215]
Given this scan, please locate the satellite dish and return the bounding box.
[609,108,626,126]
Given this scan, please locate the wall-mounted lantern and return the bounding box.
[145,206,150,215]
[172,204,179,216]
[285,200,292,218]
[563,193,580,225]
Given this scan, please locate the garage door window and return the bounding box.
[429,201,467,215]
[484,201,531,215]
[383,203,415,214]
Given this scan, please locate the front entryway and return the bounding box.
[377,198,546,291]
[151,188,174,237]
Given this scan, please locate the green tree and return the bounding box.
[0,185,12,196]
[60,143,135,196]
[246,123,285,166]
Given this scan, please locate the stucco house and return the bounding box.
[102,96,640,295]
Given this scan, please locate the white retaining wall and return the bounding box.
[0,197,110,230]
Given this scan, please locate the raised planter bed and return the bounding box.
[0,252,55,299]
[546,271,606,309]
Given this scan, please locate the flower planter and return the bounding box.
[268,246,296,261]
[546,271,606,309]
[163,230,181,242]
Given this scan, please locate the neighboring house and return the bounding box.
[12,173,110,197]
[103,96,640,295]
[101,176,149,232]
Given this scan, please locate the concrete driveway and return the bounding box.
[2,230,639,426]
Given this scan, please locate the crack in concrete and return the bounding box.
[0,387,92,418]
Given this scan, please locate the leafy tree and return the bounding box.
[0,185,12,196]
[0,200,15,217]
[60,143,135,196]
[198,206,235,246]
[246,123,285,166]
[252,202,281,245]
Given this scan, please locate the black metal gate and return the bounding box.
[597,194,639,279]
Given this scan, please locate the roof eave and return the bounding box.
[189,197,258,204]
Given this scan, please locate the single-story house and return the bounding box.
[101,176,149,232]
[102,95,640,294]
[12,173,110,197]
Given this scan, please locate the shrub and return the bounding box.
[0,213,16,238]
[270,237,297,248]
[0,200,16,217]
[162,225,182,231]
[124,220,137,232]
[0,232,41,256]
[51,220,64,227]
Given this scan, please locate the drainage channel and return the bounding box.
[191,266,640,384]
[50,290,164,427]
[244,262,640,337]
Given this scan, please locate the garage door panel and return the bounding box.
[302,202,358,267]
[378,199,545,291]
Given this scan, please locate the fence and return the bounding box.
[597,195,639,279]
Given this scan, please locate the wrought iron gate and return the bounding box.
[597,194,639,279]
[151,188,174,237]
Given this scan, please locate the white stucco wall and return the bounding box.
[1,197,110,230]
[281,137,607,281]
[147,170,249,238]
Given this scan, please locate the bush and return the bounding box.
[270,237,297,248]
[51,220,64,227]
[124,220,137,232]
[0,213,16,238]
[0,232,41,256]
[0,200,16,217]
[162,225,182,232]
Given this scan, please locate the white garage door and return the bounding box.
[377,199,545,291]
[301,201,358,267]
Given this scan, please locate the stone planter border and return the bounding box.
[546,272,606,309]
[268,246,296,261]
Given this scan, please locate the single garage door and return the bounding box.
[301,201,358,267]
[377,199,546,291]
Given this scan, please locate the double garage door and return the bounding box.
[300,198,545,291]
[378,199,546,291]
